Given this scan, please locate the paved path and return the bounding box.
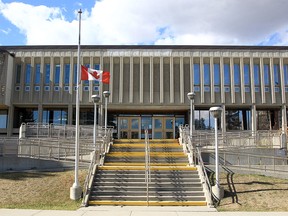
[0,206,288,216]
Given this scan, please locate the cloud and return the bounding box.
[0,0,288,45]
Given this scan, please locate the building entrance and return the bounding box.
[118,115,178,139]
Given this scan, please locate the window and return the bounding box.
[83,64,90,85]
[254,64,260,86]
[226,110,251,130]
[94,64,100,84]
[224,64,230,85]
[25,64,31,84]
[257,110,280,130]
[204,63,210,85]
[194,63,200,85]
[284,64,288,86]
[64,64,70,85]
[15,64,21,84]
[45,64,50,84]
[264,64,270,86]
[194,110,215,130]
[234,64,240,85]
[35,64,41,84]
[73,64,78,84]
[274,64,280,86]
[54,64,60,84]
[13,108,38,128]
[244,64,250,86]
[0,110,8,129]
[43,109,68,125]
[214,63,220,85]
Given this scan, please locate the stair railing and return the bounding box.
[196,146,220,207]
[144,129,151,206]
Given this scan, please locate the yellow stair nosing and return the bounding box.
[89,200,207,206]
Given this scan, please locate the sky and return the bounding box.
[0,0,288,46]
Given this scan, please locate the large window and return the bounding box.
[25,64,31,84]
[254,64,260,86]
[234,64,240,85]
[45,64,50,84]
[64,64,70,85]
[194,110,215,130]
[194,63,200,85]
[35,64,41,84]
[284,64,288,86]
[214,63,220,85]
[273,64,280,86]
[224,64,230,85]
[226,110,251,130]
[257,110,280,130]
[43,109,67,125]
[244,64,250,86]
[13,108,38,128]
[15,64,21,84]
[204,63,210,85]
[54,64,60,84]
[0,110,8,129]
[73,64,78,84]
[263,64,270,86]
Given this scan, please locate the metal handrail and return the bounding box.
[196,147,220,206]
[82,151,97,206]
[144,129,151,206]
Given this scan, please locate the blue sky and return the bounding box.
[1,0,288,46]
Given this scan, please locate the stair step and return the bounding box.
[88,200,207,206]
[90,196,206,202]
[91,191,205,196]
[91,186,204,192]
[98,166,196,171]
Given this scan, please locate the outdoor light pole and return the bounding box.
[103,91,110,136]
[91,95,100,150]
[187,92,195,139]
[209,106,223,200]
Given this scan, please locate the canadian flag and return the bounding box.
[81,65,110,84]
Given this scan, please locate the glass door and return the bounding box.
[152,117,175,139]
[118,117,141,139]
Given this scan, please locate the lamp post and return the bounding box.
[187,92,195,139]
[91,95,101,150]
[103,91,110,136]
[209,106,223,200]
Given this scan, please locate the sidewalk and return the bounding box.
[0,206,288,216]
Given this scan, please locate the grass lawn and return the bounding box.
[0,170,87,210]
[217,173,288,211]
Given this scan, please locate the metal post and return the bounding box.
[209,106,223,200]
[103,91,110,136]
[92,95,100,150]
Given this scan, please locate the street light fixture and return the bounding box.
[209,106,223,200]
[91,95,101,150]
[187,92,195,139]
[103,91,110,136]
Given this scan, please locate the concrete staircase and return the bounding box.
[88,139,207,206]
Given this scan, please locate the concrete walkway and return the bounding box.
[0,206,288,216]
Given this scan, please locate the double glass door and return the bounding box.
[118,116,175,139]
[153,117,174,139]
[119,117,141,139]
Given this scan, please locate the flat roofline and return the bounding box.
[1,44,288,51]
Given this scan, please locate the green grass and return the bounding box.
[0,170,86,210]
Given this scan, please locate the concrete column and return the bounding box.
[7,105,14,136]
[240,57,245,103]
[180,57,184,103]
[129,57,133,103]
[251,104,257,134]
[38,104,43,124]
[281,105,287,149]
[150,57,153,104]
[119,56,123,103]
[160,57,164,103]
[170,57,174,103]
[221,104,226,133]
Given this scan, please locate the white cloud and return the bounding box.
[0,0,288,45]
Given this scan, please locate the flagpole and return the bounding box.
[70,9,82,200]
